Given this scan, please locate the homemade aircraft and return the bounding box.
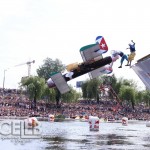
[47,36,119,94]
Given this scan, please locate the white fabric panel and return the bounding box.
[132,58,150,90]
[80,44,103,62]
[89,67,105,79]
[51,73,70,94]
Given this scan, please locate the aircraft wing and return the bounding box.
[89,65,113,79]
[50,72,70,94]
[80,36,108,62]
[80,43,103,62]
[89,67,106,79]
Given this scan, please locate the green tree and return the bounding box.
[37,58,66,80]
[135,90,143,104]
[81,80,89,99]
[61,86,81,103]
[111,77,137,95]
[81,78,100,101]
[108,76,138,104]
[113,77,124,95]
[119,85,136,109]
[37,57,66,106]
[143,90,150,107]
[42,85,56,103]
[20,76,45,109]
[87,78,100,100]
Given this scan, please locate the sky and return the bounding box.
[0,0,149,90]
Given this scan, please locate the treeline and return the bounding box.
[81,76,150,109]
[20,58,81,109]
[19,57,150,109]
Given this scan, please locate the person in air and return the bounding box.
[126,40,136,66]
[117,51,128,68]
[111,50,128,68]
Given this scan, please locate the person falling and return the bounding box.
[117,51,128,68]
[111,50,128,68]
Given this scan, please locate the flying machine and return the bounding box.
[47,36,119,94]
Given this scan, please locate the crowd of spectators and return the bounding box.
[0,88,150,121]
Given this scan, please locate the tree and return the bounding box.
[143,90,150,107]
[61,86,81,103]
[42,85,56,103]
[111,76,137,96]
[81,80,89,99]
[81,78,101,101]
[112,77,124,95]
[119,85,136,109]
[87,78,100,100]
[37,57,66,106]
[37,57,66,80]
[20,76,45,109]
[135,90,143,104]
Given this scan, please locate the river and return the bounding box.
[0,120,150,150]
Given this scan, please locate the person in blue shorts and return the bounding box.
[112,50,128,68]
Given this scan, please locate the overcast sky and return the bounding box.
[0,0,149,89]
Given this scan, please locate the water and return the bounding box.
[0,120,150,150]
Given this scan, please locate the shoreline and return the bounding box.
[0,116,148,123]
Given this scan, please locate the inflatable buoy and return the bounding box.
[88,116,99,131]
[122,117,128,126]
[49,114,55,122]
[146,121,150,127]
[24,117,39,128]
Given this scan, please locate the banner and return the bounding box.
[132,57,150,90]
